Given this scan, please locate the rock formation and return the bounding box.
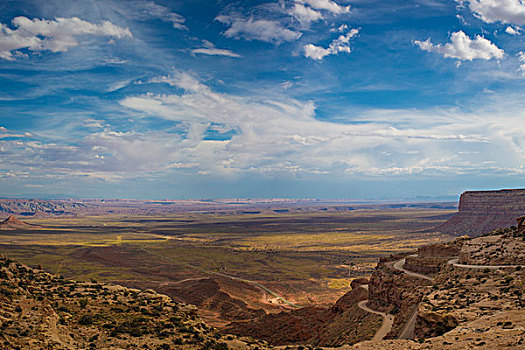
[0,215,37,230]
[517,215,525,234]
[435,189,525,236]
[418,243,460,259]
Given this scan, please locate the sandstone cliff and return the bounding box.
[435,189,525,236]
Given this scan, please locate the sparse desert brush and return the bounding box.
[79,297,89,308]
[78,314,93,325]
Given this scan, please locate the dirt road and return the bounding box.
[392,258,433,281]
[357,300,395,341]
[447,258,525,269]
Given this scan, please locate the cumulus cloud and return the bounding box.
[216,15,302,44]
[133,1,187,30]
[191,40,241,58]
[304,28,359,60]
[505,26,520,35]
[301,0,350,14]
[460,0,525,25]
[414,31,503,61]
[288,3,324,24]
[0,16,132,60]
[287,0,350,25]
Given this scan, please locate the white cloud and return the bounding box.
[517,51,525,75]
[505,26,520,35]
[330,24,348,32]
[216,15,302,44]
[114,70,525,178]
[0,16,132,61]
[281,81,294,90]
[461,0,525,25]
[5,72,525,179]
[288,3,323,24]
[134,1,187,30]
[191,40,241,58]
[287,0,350,25]
[414,31,503,61]
[0,126,33,138]
[148,72,209,93]
[301,0,350,15]
[304,28,359,60]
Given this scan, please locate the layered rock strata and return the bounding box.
[435,189,525,236]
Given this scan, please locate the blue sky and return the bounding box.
[1,0,525,199]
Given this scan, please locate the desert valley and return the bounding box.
[0,189,524,349]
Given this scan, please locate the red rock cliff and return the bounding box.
[434,189,525,236]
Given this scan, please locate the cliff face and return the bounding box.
[435,189,525,236]
[0,199,87,216]
[403,257,442,275]
[418,243,460,259]
[367,256,430,338]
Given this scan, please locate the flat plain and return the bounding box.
[0,206,456,326]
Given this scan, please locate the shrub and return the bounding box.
[79,298,88,308]
[78,314,93,326]
[213,343,229,350]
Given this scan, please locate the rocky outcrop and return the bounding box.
[0,215,40,230]
[404,257,442,275]
[517,216,525,234]
[0,199,86,216]
[458,233,525,265]
[367,256,431,338]
[418,243,460,259]
[414,311,458,338]
[435,189,525,236]
[150,278,266,322]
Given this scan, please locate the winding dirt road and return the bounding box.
[358,257,435,341]
[391,257,433,339]
[357,300,395,341]
[362,255,525,342]
[392,257,433,281]
[447,258,525,270]
[398,304,419,339]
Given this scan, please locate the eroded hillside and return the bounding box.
[0,256,269,350]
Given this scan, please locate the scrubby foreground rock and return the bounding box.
[0,256,269,350]
[344,225,525,349]
[234,224,525,349]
